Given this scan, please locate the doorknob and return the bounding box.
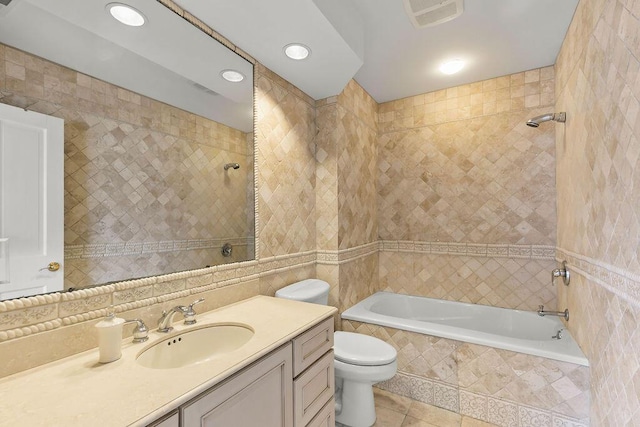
[40,262,60,272]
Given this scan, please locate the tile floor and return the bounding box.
[347,388,499,427]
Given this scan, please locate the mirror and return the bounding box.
[0,0,255,300]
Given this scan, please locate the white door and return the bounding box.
[0,103,64,300]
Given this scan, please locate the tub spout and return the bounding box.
[538,305,569,321]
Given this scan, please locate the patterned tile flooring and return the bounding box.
[341,388,499,427]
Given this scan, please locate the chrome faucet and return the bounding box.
[538,305,569,321]
[157,298,205,332]
[183,298,205,325]
[551,261,570,286]
[123,319,149,343]
[157,306,186,333]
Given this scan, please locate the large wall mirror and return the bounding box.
[0,0,255,300]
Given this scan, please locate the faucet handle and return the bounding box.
[184,298,205,325]
[188,298,205,310]
[123,319,149,343]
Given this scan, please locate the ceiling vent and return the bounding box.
[191,82,219,96]
[403,0,463,29]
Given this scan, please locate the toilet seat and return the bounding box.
[334,331,396,366]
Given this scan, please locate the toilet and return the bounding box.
[275,279,397,427]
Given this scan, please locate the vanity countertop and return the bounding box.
[0,295,336,426]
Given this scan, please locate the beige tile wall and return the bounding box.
[344,320,589,427]
[379,251,557,311]
[316,80,380,320]
[0,43,253,289]
[555,0,640,424]
[255,63,317,258]
[377,69,558,311]
[378,70,556,244]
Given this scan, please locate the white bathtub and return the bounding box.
[341,292,588,366]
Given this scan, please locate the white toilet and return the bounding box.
[275,279,397,427]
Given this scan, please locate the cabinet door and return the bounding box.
[182,343,293,427]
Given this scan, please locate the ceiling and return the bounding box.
[176,0,579,103]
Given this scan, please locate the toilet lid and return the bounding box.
[334,331,397,366]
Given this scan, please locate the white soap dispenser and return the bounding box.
[95,307,125,363]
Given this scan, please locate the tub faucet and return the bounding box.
[537,305,569,321]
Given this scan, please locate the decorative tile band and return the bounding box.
[377,372,588,427]
[317,241,380,265]
[0,250,312,342]
[380,241,556,260]
[557,248,640,309]
[65,237,254,259]
[0,240,560,342]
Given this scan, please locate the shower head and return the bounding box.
[526,112,566,127]
[224,163,240,170]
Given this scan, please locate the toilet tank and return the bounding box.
[274,279,330,305]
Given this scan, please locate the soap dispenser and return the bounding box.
[95,307,125,363]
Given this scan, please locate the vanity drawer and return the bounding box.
[293,316,334,376]
[305,398,335,427]
[293,350,334,427]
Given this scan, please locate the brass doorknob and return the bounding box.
[41,262,60,272]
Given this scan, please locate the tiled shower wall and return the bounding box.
[316,80,380,321]
[377,69,559,311]
[0,42,254,289]
[555,0,640,424]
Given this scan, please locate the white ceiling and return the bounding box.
[0,0,580,117]
[176,0,579,103]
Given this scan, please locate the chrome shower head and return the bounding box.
[526,112,566,127]
[224,163,240,170]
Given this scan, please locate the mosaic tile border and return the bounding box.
[377,372,588,427]
[557,248,640,309]
[316,241,556,266]
[0,250,315,342]
[0,241,559,342]
[381,241,556,260]
[317,241,379,265]
[64,238,255,259]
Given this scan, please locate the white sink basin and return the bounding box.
[136,323,254,369]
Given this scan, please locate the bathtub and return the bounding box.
[341,291,588,366]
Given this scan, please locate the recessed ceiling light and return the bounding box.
[439,59,465,75]
[284,43,311,60]
[107,3,146,27]
[220,69,245,83]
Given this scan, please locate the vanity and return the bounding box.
[0,296,336,427]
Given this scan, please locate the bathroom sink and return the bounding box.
[136,324,254,369]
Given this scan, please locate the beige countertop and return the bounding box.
[0,296,336,427]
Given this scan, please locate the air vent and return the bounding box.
[191,82,218,96]
[404,0,463,29]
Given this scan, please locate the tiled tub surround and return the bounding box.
[0,42,254,289]
[554,0,640,424]
[379,242,558,312]
[343,320,590,427]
